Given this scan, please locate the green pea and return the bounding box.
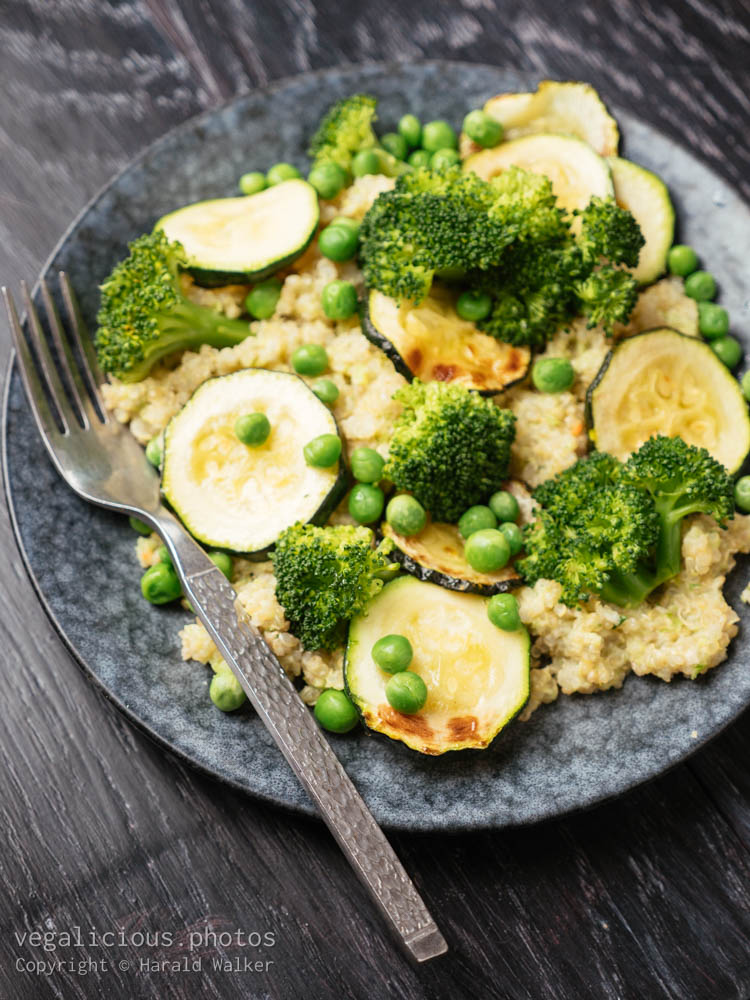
[239,171,267,195]
[464,529,510,573]
[381,132,409,161]
[667,245,699,277]
[488,490,520,524]
[456,290,492,322]
[312,378,339,405]
[430,148,460,170]
[684,270,716,301]
[154,545,171,566]
[208,550,233,581]
[129,516,152,536]
[314,689,359,733]
[145,435,163,468]
[458,505,497,538]
[245,278,282,320]
[351,149,382,177]
[532,357,575,393]
[463,109,503,148]
[141,562,181,604]
[385,671,427,714]
[741,370,750,401]
[350,446,385,484]
[398,113,422,148]
[698,301,729,340]
[348,483,385,524]
[735,476,750,513]
[303,433,341,468]
[487,593,521,631]
[307,162,348,199]
[266,162,301,185]
[321,280,358,320]
[711,336,742,368]
[210,670,246,712]
[329,216,360,235]
[385,494,427,537]
[292,343,329,376]
[318,222,359,262]
[422,120,458,152]
[372,634,413,674]
[499,521,523,556]
[235,412,271,446]
[407,149,431,168]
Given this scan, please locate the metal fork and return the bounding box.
[2,274,448,963]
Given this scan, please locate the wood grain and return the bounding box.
[1,1,750,998]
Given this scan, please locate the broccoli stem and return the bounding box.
[599,564,659,607]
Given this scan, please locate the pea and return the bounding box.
[684,270,716,301]
[464,528,510,573]
[266,162,301,186]
[385,671,427,714]
[238,171,266,195]
[487,593,521,631]
[235,412,271,446]
[304,433,341,468]
[462,109,503,148]
[318,222,359,262]
[711,336,742,369]
[430,148,460,170]
[307,162,347,199]
[129,516,152,536]
[312,378,339,405]
[698,301,729,340]
[145,435,163,468]
[741,370,750,401]
[398,113,422,148]
[314,689,359,733]
[386,494,427,537]
[499,521,523,556]
[456,290,492,322]
[735,476,750,513]
[245,278,282,320]
[381,132,409,161]
[351,149,382,177]
[422,120,458,152]
[532,357,575,393]
[348,483,385,524]
[155,545,171,566]
[141,562,181,604]
[350,446,385,484]
[667,245,699,277]
[489,490,520,524]
[329,216,360,236]
[208,550,233,581]
[372,633,413,674]
[210,670,246,712]
[458,505,497,538]
[407,149,431,168]
[321,279,358,320]
[292,343,329,376]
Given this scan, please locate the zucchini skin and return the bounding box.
[186,228,317,288]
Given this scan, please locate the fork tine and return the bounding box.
[59,272,109,422]
[40,278,93,429]
[2,287,62,443]
[21,281,76,434]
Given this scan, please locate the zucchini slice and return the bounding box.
[587,328,750,472]
[155,179,319,287]
[162,369,345,554]
[382,520,521,595]
[363,288,530,394]
[345,576,530,754]
[609,157,675,285]
[464,134,613,215]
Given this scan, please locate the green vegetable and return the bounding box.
[430,148,460,170]
[307,162,348,199]
[245,278,282,320]
[458,505,497,538]
[266,162,301,185]
[422,120,457,152]
[239,171,266,195]
[711,336,742,368]
[350,446,385,484]
[208,550,234,581]
[304,433,342,468]
[735,476,750,513]
[234,412,271,447]
[318,221,359,261]
[667,244,699,277]
[381,132,409,160]
[348,483,385,524]
[742,370,750,401]
[407,149,431,168]
[312,378,339,405]
[464,529,511,573]
[684,270,716,301]
[385,495,427,537]
[307,94,404,178]
[532,357,575,393]
[321,280,358,320]
[398,114,422,148]
[487,593,521,631]
[329,216,360,236]
[272,522,394,650]
[499,521,523,556]
[383,380,516,522]
[352,149,382,177]
[155,545,171,565]
[292,343,329,375]
[607,157,674,284]
[518,436,735,607]
[145,435,162,468]
[463,109,503,148]
[314,689,359,733]
[456,290,492,322]
[210,669,246,712]
[129,516,152,535]
[698,302,729,340]
[141,562,181,604]
[385,671,427,714]
[372,633,413,674]
[95,231,251,383]
[488,491,519,524]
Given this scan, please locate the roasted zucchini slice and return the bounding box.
[162,369,346,554]
[609,157,674,285]
[362,288,530,394]
[587,328,750,472]
[155,179,319,286]
[345,576,530,754]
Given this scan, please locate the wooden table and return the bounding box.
[1,2,749,997]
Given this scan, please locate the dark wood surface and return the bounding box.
[2,2,750,997]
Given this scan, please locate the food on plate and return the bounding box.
[608,157,674,284]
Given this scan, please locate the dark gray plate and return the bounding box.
[4,62,750,832]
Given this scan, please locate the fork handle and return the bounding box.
[152,507,447,962]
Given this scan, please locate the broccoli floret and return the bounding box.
[272,523,395,651]
[383,380,516,522]
[307,94,406,177]
[518,436,734,607]
[96,231,251,383]
[576,196,645,268]
[575,267,640,331]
